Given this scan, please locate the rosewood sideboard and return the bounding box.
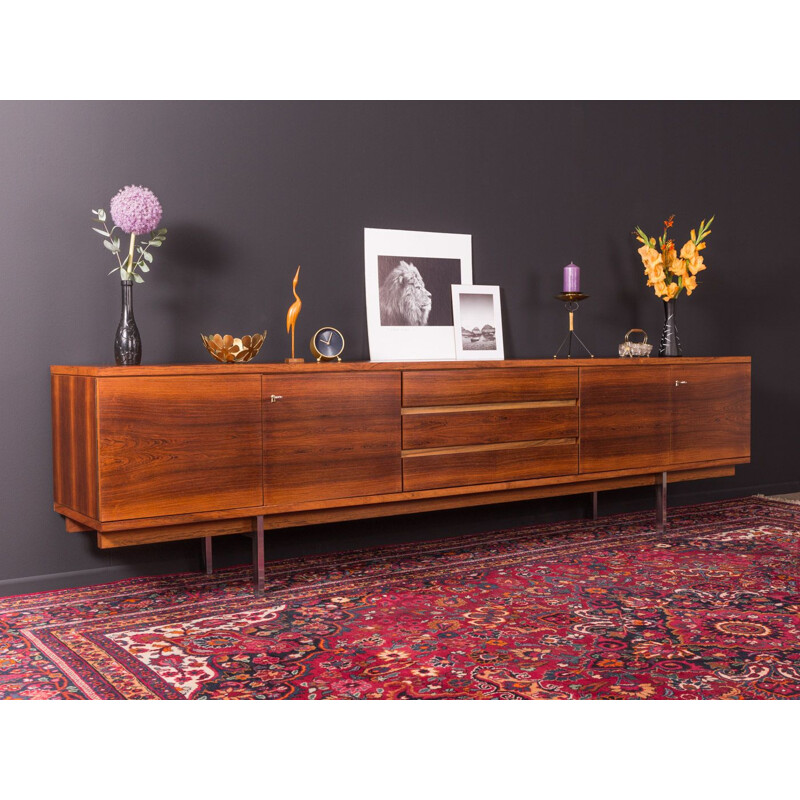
[51,358,751,593]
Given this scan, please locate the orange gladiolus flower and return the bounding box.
[687,254,706,275]
[638,244,663,270]
[669,257,688,277]
[664,282,680,300]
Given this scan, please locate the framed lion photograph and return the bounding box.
[364,227,473,360]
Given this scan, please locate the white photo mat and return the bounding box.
[451,284,504,360]
[365,228,472,361]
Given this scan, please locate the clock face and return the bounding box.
[312,327,344,359]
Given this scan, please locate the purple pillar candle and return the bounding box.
[563,262,580,293]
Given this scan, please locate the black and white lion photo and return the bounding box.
[377,255,461,326]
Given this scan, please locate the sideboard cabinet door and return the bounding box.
[670,363,751,465]
[97,376,263,521]
[262,373,402,505]
[579,367,671,473]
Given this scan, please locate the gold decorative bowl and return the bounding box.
[201,331,267,363]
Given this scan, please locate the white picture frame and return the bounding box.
[365,227,473,361]
[451,284,505,360]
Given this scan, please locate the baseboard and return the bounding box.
[0,562,194,598]
[669,480,800,504]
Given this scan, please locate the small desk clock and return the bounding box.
[310,327,345,362]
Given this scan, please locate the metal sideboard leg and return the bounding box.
[253,515,265,596]
[655,471,667,531]
[201,536,213,575]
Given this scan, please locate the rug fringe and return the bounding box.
[753,493,800,506]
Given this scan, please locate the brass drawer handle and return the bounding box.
[270,394,283,403]
[675,380,688,386]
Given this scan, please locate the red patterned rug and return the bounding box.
[1,496,798,699]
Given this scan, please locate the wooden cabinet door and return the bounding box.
[262,373,402,506]
[670,363,751,465]
[97,376,263,521]
[579,367,671,473]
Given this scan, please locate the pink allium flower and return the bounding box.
[109,185,163,235]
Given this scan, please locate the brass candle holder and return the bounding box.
[553,292,594,359]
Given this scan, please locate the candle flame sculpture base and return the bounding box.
[553,292,594,359]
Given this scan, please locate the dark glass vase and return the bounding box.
[114,280,142,365]
[659,298,682,357]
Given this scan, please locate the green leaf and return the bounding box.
[92,227,110,237]
[157,228,167,235]
[98,209,106,222]
[103,239,117,252]
[133,273,145,283]
[108,267,121,276]
[139,262,150,272]
[143,251,153,263]
[148,240,161,247]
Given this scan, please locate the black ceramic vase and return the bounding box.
[114,280,142,365]
[659,298,681,357]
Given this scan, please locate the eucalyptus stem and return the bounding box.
[102,219,124,270]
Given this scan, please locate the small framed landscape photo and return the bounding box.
[451,284,504,360]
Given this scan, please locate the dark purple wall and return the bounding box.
[1,101,797,593]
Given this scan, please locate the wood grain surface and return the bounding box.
[402,367,579,407]
[89,464,734,546]
[56,461,742,534]
[670,363,751,464]
[262,373,402,504]
[51,374,98,519]
[50,357,751,378]
[580,367,671,473]
[250,465,737,530]
[96,376,263,521]
[97,517,256,548]
[402,402,578,449]
[403,440,579,491]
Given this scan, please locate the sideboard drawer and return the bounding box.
[402,402,578,449]
[403,441,579,491]
[402,367,578,407]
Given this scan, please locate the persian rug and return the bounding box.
[1,496,798,700]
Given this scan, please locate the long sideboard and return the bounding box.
[51,358,751,593]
